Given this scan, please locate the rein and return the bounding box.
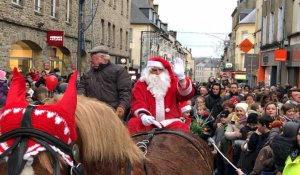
[0,105,84,175]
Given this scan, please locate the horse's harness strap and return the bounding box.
[135,128,157,155]
[7,105,35,175]
[133,129,203,156]
[0,105,84,175]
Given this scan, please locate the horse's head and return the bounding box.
[0,68,82,175]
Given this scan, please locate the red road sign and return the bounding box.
[239,39,253,53]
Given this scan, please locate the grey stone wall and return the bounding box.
[0,0,131,72]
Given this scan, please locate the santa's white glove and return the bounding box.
[173,57,186,80]
[140,114,155,126]
[140,114,162,128]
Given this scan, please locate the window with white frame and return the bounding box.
[51,0,57,18]
[12,0,22,5]
[108,22,111,46]
[268,12,274,43]
[129,28,133,43]
[112,25,115,48]
[297,4,300,31]
[126,0,129,18]
[34,0,41,12]
[148,9,153,22]
[242,31,248,39]
[262,16,267,45]
[121,0,123,15]
[277,7,283,41]
[120,28,123,49]
[65,0,70,22]
[126,31,128,51]
[101,19,105,44]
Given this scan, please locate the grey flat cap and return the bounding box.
[89,45,109,54]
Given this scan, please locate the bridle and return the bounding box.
[0,105,84,175]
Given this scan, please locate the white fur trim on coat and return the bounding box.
[155,95,165,122]
[160,118,183,127]
[177,80,193,96]
[147,61,164,68]
[134,108,152,117]
[181,105,192,113]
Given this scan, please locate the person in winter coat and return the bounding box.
[205,83,223,119]
[77,45,132,120]
[0,70,8,107]
[282,125,300,175]
[271,122,300,174]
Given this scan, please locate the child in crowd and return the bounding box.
[280,103,297,123]
[179,101,192,125]
[191,104,214,140]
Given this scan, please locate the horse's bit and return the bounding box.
[0,105,84,175]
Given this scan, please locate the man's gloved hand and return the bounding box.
[116,106,125,119]
[140,114,162,128]
[173,57,185,80]
[140,114,155,126]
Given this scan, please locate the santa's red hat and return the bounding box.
[147,57,175,79]
[179,101,192,113]
[0,68,78,166]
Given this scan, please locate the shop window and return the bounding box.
[10,58,32,74]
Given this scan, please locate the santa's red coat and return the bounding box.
[127,77,194,134]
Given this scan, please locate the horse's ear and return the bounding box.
[55,71,77,139]
[5,68,28,106]
[57,71,77,113]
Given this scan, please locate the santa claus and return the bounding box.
[127,57,194,134]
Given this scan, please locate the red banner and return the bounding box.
[47,31,64,46]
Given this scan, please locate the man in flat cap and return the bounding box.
[77,45,131,120]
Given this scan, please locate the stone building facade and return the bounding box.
[0,0,131,76]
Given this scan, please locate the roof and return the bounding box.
[132,0,151,8]
[240,9,256,24]
[131,2,152,24]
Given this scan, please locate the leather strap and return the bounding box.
[7,105,35,175]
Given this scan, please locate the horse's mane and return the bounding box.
[46,95,142,164]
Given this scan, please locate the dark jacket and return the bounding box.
[0,80,8,106]
[270,122,300,173]
[77,61,131,110]
[205,84,223,119]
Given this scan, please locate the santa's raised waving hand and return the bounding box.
[173,57,186,80]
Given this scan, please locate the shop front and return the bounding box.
[287,45,300,87]
[7,30,75,77]
[260,50,279,86]
[232,71,247,84]
[9,40,42,74]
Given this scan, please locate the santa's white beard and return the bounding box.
[140,69,171,98]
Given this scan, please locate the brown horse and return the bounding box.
[0,95,213,175]
[132,129,214,175]
[0,95,144,175]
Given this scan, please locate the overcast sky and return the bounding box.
[153,0,237,58]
